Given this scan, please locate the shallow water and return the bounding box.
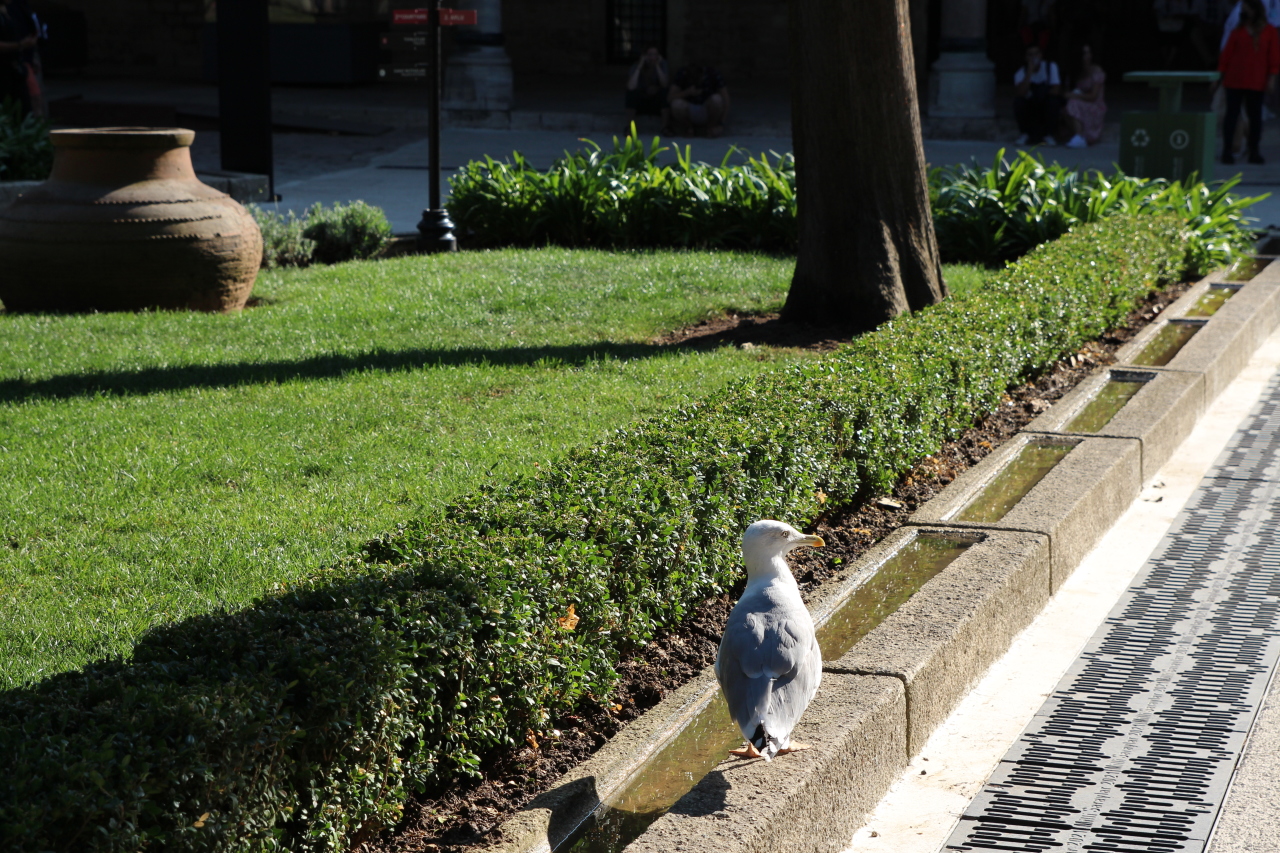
[1184,287,1235,318]
[1131,321,1201,367]
[559,533,973,852]
[955,440,1075,524]
[1065,378,1147,433]
[1222,256,1269,282]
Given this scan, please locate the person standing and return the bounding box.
[1218,0,1280,164]
[1013,44,1063,145]
[0,0,36,116]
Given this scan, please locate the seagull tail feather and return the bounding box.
[750,722,781,762]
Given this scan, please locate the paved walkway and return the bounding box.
[844,325,1280,853]
[36,77,1280,232]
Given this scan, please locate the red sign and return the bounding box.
[392,8,477,26]
[392,9,429,25]
[439,8,477,25]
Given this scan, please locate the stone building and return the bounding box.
[29,0,1211,125]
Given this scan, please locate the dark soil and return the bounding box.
[361,279,1193,853]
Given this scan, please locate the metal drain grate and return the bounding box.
[945,377,1280,852]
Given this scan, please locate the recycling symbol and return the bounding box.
[1131,128,1151,147]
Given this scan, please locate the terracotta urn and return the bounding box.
[0,127,262,313]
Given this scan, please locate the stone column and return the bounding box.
[443,0,514,113]
[928,0,996,119]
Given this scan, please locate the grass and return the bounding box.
[0,251,987,688]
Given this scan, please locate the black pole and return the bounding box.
[216,0,275,198]
[417,0,458,251]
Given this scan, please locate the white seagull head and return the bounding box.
[741,519,825,580]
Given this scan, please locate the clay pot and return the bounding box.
[0,127,262,313]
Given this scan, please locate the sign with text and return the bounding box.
[439,8,477,25]
[379,63,431,82]
[381,32,429,52]
[392,9,429,25]
[392,8,477,26]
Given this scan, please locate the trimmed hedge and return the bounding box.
[0,216,1184,850]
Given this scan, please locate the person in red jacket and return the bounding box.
[1218,0,1280,164]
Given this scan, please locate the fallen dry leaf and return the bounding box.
[557,603,579,631]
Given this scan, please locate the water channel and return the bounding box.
[1222,256,1269,281]
[1184,286,1236,318]
[1131,320,1203,367]
[559,534,974,853]
[954,440,1076,524]
[1064,373,1151,433]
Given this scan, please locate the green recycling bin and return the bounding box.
[1118,111,1215,181]
[1119,71,1219,181]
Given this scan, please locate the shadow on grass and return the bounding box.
[0,342,676,403]
[0,559,505,849]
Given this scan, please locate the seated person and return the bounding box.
[1013,45,1063,145]
[1063,44,1105,147]
[668,63,729,137]
[625,45,670,133]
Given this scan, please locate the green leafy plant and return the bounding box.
[302,200,394,265]
[247,203,316,268]
[247,200,393,268]
[930,149,1263,272]
[0,98,53,182]
[448,130,797,251]
[0,215,1186,851]
[452,136,1259,274]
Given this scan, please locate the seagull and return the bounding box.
[715,519,825,761]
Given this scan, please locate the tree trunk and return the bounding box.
[783,0,947,332]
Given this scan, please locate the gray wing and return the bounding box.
[715,584,822,754]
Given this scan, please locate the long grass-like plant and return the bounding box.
[931,149,1265,269]
[448,129,797,251]
[450,135,1262,274]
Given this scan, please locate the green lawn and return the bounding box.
[0,252,986,688]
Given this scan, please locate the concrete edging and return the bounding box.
[1021,367,1204,482]
[826,529,1051,757]
[908,433,1142,592]
[477,264,1280,853]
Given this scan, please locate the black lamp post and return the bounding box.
[416,0,458,252]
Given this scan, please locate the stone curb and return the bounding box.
[478,265,1280,853]
[1021,367,1204,482]
[908,433,1142,593]
[628,675,906,853]
[826,530,1051,757]
[1114,278,1280,406]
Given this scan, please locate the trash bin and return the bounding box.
[1119,71,1218,181]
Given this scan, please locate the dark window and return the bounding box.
[606,0,666,64]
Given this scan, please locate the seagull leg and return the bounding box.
[728,742,763,758]
[777,742,811,754]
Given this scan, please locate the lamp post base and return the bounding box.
[417,208,458,253]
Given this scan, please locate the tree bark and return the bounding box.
[783,0,947,332]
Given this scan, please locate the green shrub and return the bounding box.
[302,200,394,265]
[247,201,393,268]
[248,204,316,268]
[0,216,1185,851]
[930,149,1263,271]
[450,136,1258,274]
[0,98,53,182]
[448,131,797,251]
